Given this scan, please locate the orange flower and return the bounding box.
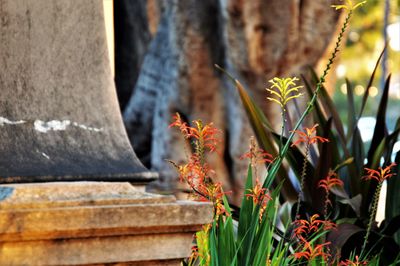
[169,113,221,153]
[245,178,272,220]
[319,170,344,192]
[319,170,344,216]
[292,241,331,261]
[291,124,329,147]
[362,163,397,183]
[339,255,368,265]
[245,179,271,206]
[240,149,273,165]
[169,114,231,215]
[293,214,336,242]
[240,136,273,165]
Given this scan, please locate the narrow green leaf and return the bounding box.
[222,196,236,263]
[209,220,219,266]
[237,165,253,254]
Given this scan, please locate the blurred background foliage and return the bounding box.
[334,0,399,132]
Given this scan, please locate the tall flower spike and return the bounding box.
[319,170,343,218]
[332,0,367,10]
[266,77,303,110]
[292,124,328,220]
[361,162,397,254]
[169,114,229,217]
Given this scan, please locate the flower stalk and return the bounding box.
[361,163,397,254]
[262,8,354,190]
[292,124,329,219]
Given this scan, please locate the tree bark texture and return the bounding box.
[119,0,342,204]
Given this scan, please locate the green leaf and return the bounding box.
[251,216,271,266]
[209,220,219,266]
[237,165,253,247]
[219,196,236,265]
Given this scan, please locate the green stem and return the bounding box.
[323,189,330,219]
[295,144,310,219]
[263,10,353,190]
[361,181,382,255]
[280,108,287,153]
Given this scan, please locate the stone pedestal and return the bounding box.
[0,182,213,265]
[0,1,214,264]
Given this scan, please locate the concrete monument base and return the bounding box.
[0,182,213,265]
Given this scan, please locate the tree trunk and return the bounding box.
[114,0,151,110]
[120,0,342,204]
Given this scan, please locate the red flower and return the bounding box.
[168,114,231,215]
[293,214,336,242]
[245,179,272,221]
[169,113,221,153]
[240,149,273,164]
[363,163,397,183]
[245,179,272,207]
[291,124,329,147]
[319,170,344,192]
[240,136,273,170]
[292,241,331,261]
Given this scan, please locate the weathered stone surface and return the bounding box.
[0,0,156,184]
[0,182,172,209]
[0,182,213,265]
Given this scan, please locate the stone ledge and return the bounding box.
[0,182,213,265]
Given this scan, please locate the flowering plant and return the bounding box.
[169,0,400,264]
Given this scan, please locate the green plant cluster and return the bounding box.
[169,1,400,265]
